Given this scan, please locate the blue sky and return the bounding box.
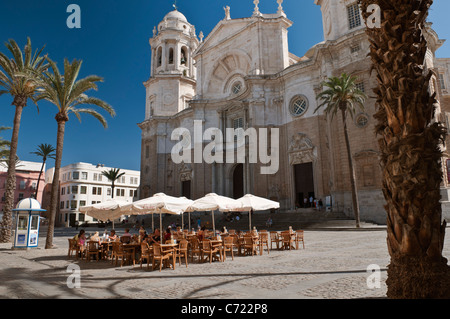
[0,0,449,172]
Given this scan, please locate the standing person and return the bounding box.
[319,199,323,211]
[197,218,201,229]
[309,196,313,208]
[303,197,308,208]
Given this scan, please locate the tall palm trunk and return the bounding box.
[360,0,450,298]
[45,115,67,249]
[34,160,46,199]
[341,107,361,228]
[0,102,24,243]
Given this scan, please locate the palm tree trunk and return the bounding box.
[341,108,361,228]
[360,0,450,298]
[45,118,66,249]
[34,159,46,199]
[0,104,24,243]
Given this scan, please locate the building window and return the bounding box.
[31,182,37,191]
[439,73,446,90]
[157,47,162,67]
[19,181,26,190]
[355,82,365,93]
[289,95,309,117]
[72,172,79,180]
[81,172,88,180]
[60,201,64,209]
[71,186,78,194]
[347,3,362,30]
[169,48,174,64]
[18,193,24,200]
[93,173,98,181]
[67,186,71,194]
[80,186,87,194]
[107,188,111,196]
[70,200,77,210]
[350,44,361,53]
[61,187,65,195]
[355,113,369,128]
[78,213,85,222]
[232,82,242,95]
[145,145,150,159]
[79,200,86,208]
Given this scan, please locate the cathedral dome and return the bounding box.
[164,10,188,23]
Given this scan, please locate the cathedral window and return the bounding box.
[157,47,162,67]
[355,82,365,93]
[439,73,446,90]
[347,3,362,30]
[289,95,309,117]
[355,113,369,128]
[169,48,174,64]
[181,48,187,65]
[232,82,242,95]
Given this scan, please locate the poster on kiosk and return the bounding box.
[13,198,46,249]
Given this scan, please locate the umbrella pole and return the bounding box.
[189,212,191,230]
[160,212,163,244]
[249,210,252,232]
[182,213,184,231]
[212,210,215,235]
[152,214,154,232]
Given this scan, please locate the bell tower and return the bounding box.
[315,0,365,42]
[144,9,199,118]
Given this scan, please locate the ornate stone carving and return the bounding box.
[179,162,192,181]
[288,133,317,165]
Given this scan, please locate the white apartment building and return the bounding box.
[45,162,140,227]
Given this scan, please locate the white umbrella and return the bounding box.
[79,199,133,228]
[187,193,245,234]
[121,193,193,244]
[235,194,280,231]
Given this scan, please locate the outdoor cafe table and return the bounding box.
[123,242,141,266]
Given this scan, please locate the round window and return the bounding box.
[290,95,309,117]
[355,113,369,128]
[232,82,242,95]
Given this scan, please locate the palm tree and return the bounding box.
[101,168,125,228]
[315,73,367,228]
[30,143,56,199]
[0,38,48,243]
[36,58,115,249]
[359,0,450,298]
[101,168,125,199]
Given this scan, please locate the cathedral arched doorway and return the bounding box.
[233,164,244,199]
[294,162,315,208]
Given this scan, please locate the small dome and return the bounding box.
[164,10,188,22]
[14,198,45,212]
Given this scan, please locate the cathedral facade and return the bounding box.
[138,0,450,224]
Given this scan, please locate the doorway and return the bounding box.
[181,180,191,199]
[233,164,244,199]
[294,162,315,208]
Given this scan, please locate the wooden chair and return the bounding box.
[270,231,281,250]
[86,241,101,262]
[295,230,305,249]
[152,244,171,272]
[202,239,220,263]
[223,236,235,261]
[259,232,270,255]
[139,242,152,269]
[189,237,202,262]
[281,232,294,250]
[228,229,236,235]
[111,242,132,267]
[68,239,81,259]
[243,235,258,256]
[174,239,189,268]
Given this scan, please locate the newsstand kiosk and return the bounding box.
[13,198,46,249]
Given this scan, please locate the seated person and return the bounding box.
[90,231,100,241]
[149,228,161,244]
[197,226,206,241]
[109,230,118,241]
[73,230,86,256]
[140,231,149,243]
[164,228,172,243]
[122,228,132,237]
